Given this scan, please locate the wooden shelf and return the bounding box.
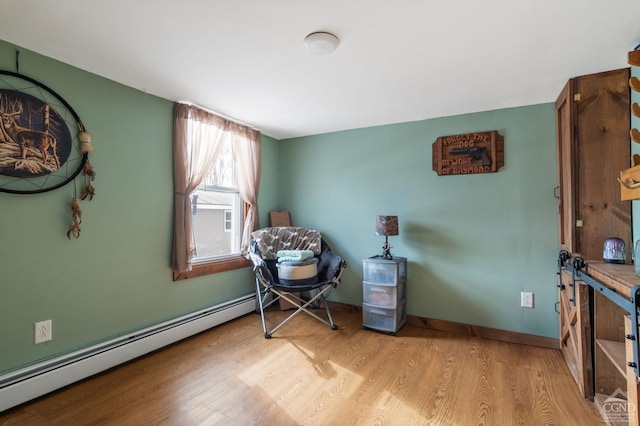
[587,264,640,425]
[587,261,640,296]
[597,338,627,377]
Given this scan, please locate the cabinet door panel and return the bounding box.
[558,270,594,398]
[556,80,576,253]
[574,68,631,260]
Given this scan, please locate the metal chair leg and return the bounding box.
[262,283,339,336]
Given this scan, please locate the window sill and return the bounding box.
[173,255,251,281]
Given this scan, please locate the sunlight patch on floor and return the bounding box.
[375,389,422,419]
[237,341,366,423]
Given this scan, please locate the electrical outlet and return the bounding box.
[521,292,534,308]
[35,320,52,344]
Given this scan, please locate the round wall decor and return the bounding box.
[0,70,89,194]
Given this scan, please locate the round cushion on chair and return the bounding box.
[277,258,318,286]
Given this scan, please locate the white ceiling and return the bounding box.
[0,1,638,140]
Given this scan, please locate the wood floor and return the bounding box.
[0,308,603,425]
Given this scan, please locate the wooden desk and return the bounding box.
[571,260,640,425]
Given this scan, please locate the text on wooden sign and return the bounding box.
[432,131,504,176]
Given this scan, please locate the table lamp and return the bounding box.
[375,215,398,259]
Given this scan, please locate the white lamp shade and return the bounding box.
[304,32,339,55]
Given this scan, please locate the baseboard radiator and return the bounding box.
[0,294,256,412]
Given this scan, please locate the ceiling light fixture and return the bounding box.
[304,32,339,55]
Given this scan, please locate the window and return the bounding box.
[224,210,232,232]
[172,103,261,280]
[190,137,242,262]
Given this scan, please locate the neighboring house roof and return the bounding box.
[191,190,233,208]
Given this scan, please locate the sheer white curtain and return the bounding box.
[229,123,261,256]
[172,103,228,273]
[172,103,261,273]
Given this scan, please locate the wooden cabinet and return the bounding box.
[555,68,631,261]
[556,68,632,402]
[362,256,406,334]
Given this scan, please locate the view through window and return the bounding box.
[190,137,242,262]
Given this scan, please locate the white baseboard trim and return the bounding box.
[0,294,256,412]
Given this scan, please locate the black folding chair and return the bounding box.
[249,227,346,338]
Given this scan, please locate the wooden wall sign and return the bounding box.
[432,130,504,176]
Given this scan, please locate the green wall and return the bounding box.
[0,40,280,374]
[279,104,559,338]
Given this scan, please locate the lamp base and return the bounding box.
[380,242,393,259]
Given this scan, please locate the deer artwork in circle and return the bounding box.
[0,91,71,177]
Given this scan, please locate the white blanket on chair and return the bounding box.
[276,250,315,263]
